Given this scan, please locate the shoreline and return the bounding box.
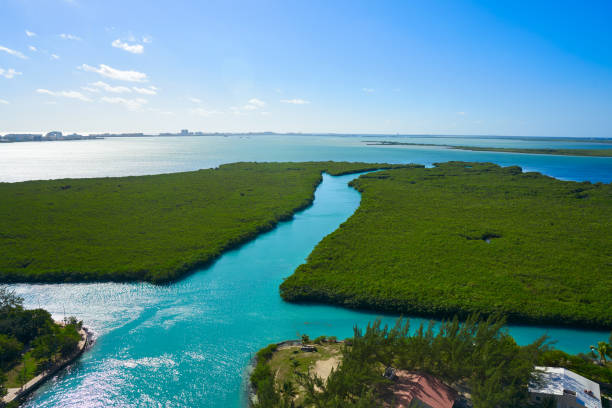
[2,327,93,406]
[364,140,612,157]
[0,164,403,285]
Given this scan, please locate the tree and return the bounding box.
[0,286,23,311]
[0,334,23,370]
[590,341,610,364]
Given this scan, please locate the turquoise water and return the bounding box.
[1,135,610,407]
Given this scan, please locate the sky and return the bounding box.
[1,0,611,137]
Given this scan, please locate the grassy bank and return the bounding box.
[366,141,612,157]
[280,162,612,328]
[0,162,405,284]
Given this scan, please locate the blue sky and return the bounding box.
[1,0,611,136]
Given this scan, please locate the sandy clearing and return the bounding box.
[313,357,340,381]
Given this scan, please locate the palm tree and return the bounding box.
[590,341,610,364]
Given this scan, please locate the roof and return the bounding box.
[393,371,456,408]
[529,366,602,408]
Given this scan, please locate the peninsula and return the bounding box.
[0,162,407,283]
[280,162,612,329]
[365,140,612,157]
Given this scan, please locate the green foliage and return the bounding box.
[255,314,549,407]
[539,349,612,384]
[591,341,610,364]
[313,336,326,344]
[0,161,406,283]
[281,162,612,328]
[0,334,23,370]
[251,344,281,407]
[0,287,83,387]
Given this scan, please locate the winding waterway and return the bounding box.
[10,172,609,407]
[1,135,610,407]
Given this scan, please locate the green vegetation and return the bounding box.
[251,314,554,408]
[281,162,612,328]
[0,288,82,396]
[366,141,612,157]
[251,340,343,407]
[0,161,406,283]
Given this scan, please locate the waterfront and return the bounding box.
[1,135,610,407]
[1,135,611,183]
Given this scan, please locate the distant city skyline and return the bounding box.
[1,0,611,137]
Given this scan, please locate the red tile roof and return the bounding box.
[393,371,456,408]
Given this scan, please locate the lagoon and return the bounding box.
[1,135,610,407]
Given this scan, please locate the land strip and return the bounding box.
[280,162,612,328]
[2,327,92,405]
[365,140,612,157]
[0,162,409,284]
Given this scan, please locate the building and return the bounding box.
[392,370,456,408]
[45,131,62,140]
[180,129,189,135]
[529,367,602,408]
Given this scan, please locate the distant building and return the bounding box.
[529,367,602,408]
[180,129,189,136]
[45,131,62,140]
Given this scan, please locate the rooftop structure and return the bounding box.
[529,366,602,408]
[393,370,456,408]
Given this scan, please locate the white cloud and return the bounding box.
[112,39,144,54]
[133,86,157,95]
[59,33,82,41]
[79,64,147,82]
[457,111,466,115]
[0,45,27,59]
[81,86,99,93]
[0,99,9,105]
[189,97,202,103]
[90,81,132,93]
[28,45,37,52]
[362,88,375,93]
[51,54,60,60]
[36,88,92,102]
[0,68,22,79]
[142,36,152,44]
[248,98,266,107]
[242,98,266,110]
[189,107,221,117]
[101,96,148,111]
[25,30,37,37]
[281,98,310,105]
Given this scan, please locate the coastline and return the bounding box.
[365,140,612,157]
[2,327,93,406]
[0,163,403,285]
